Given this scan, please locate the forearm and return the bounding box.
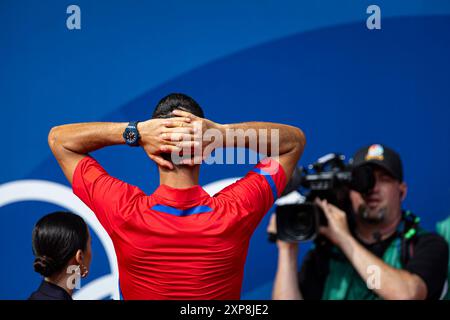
[48,122,127,155]
[339,235,426,300]
[48,122,128,184]
[273,246,303,300]
[220,122,305,157]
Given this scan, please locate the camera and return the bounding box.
[275,153,375,242]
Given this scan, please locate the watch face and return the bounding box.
[127,131,136,141]
[125,129,137,143]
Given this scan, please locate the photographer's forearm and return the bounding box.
[339,235,426,300]
[272,245,302,300]
[221,122,305,157]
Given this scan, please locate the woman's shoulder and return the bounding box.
[27,281,72,300]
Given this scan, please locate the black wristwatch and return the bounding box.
[123,121,141,146]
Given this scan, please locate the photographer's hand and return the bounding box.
[316,198,352,246]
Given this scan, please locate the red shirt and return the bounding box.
[73,156,286,300]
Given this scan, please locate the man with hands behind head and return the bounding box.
[49,93,306,299]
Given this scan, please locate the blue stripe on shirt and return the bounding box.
[252,168,278,201]
[150,204,213,216]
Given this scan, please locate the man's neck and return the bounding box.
[355,213,402,244]
[159,165,200,189]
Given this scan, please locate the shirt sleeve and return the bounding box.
[215,157,287,231]
[72,156,146,235]
[404,233,449,300]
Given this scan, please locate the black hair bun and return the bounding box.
[33,256,59,277]
[32,212,89,278]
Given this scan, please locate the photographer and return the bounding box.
[269,144,448,300]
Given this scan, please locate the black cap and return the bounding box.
[351,144,403,182]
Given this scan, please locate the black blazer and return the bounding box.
[28,280,72,300]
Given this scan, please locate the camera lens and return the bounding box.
[276,203,318,242]
[288,211,313,234]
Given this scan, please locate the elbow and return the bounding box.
[292,127,306,154]
[389,290,424,300]
[48,126,61,152]
[386,276,427,300]
[402,275,427,300]
[296,127,306,148]
[387,291,411,300]
[402,285,427,300]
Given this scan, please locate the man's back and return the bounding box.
[48,95,305,299]
[73,156,287,299]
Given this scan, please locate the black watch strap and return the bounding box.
[128,121,139,129]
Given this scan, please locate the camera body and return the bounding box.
[276,153,375,242]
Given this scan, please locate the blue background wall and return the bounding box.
[1,0,449,299]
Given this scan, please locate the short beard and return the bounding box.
[358,204,387,224]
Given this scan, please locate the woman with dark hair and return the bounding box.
[28,211,92,300]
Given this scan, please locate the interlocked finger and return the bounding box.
[161,132,195,142]
[163,118,193,128]
[172,109,198,120]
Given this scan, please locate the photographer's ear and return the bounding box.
[399,182,407,201]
